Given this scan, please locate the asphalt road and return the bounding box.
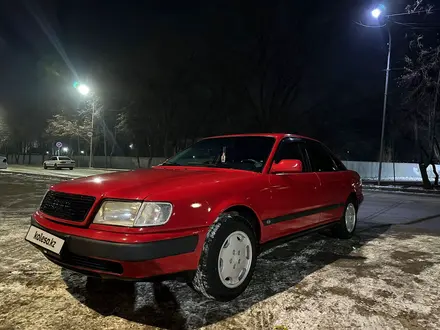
[0,172,440,329]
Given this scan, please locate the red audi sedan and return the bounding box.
[26,134,363,301]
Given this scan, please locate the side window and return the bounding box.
[273,139,308,172]
[329,152,346,171]
[51,157,57,161]
[305,141,337,172]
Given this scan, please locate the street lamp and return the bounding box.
[62,147,68,153]
[74,82,94,168]
[371,4,385,19]
[371,8,382,19]
[77,84,90,96]
[371,4,390,186]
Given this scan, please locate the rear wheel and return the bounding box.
[69,167,73,170]
[332,199,357,239]
[54,164,58,170]
[190,213,257,301]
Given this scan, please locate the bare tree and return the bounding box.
[0,108,10,154]
[45,111,92,155]
[400,34,440,188]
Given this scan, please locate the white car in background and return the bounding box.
[0,156,7,169]
[43,156,75,170]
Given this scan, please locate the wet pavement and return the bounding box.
[0,172,440,329]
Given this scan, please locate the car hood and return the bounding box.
[51,167,257,200]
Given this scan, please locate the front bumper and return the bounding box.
[357,192,364,207]
[28,217,205,280]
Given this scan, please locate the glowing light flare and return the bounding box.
[77,84,90,95]
[371,4,385,18]
[371,8,382,18]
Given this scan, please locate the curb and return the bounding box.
[79,167,128,172]
[363,185,440,196]
[0,169,84,180]
[0,168,127,180]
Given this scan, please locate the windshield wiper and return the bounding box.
[161,162,181,166]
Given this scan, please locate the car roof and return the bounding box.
[204,133,319,142]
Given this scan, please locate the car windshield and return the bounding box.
[161,136,275,172]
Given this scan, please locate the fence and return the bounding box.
[5,154,167,170]
[5,154,439,182]
[342,161,440,182]
[72,156,167,169]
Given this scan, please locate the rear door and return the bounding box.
[304,140,349,223]
[47,156,57,166]
[265,138,322,240]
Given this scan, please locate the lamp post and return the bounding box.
[75,83,94,168]
[371,5,391,186]
[89,101,95,168]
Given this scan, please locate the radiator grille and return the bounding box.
[40,190,95,222]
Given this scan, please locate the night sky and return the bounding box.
[0,0,439,160]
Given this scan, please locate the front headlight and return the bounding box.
[93,201,142,226]
[93,201,173,227]
[135,202,173,226]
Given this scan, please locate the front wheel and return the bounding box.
[332,200,357,239]
[190,213,257,301]
[54,164,58,170]
[43,164,47,169]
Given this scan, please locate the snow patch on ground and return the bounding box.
[2,173,440,329]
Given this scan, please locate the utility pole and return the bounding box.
[89,100,94,168]
[103,118,107,168]
[377,24,391,186]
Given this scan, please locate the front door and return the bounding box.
[264,138,322,241]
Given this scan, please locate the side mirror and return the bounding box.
[271,159,303,174]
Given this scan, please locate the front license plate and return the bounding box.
[25,225,65,255]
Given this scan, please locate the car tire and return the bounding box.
[69,167,73,170]
[54,164,58,170]
[190,212,257,301]
[331,199,357,239]
[43,164,47,169]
